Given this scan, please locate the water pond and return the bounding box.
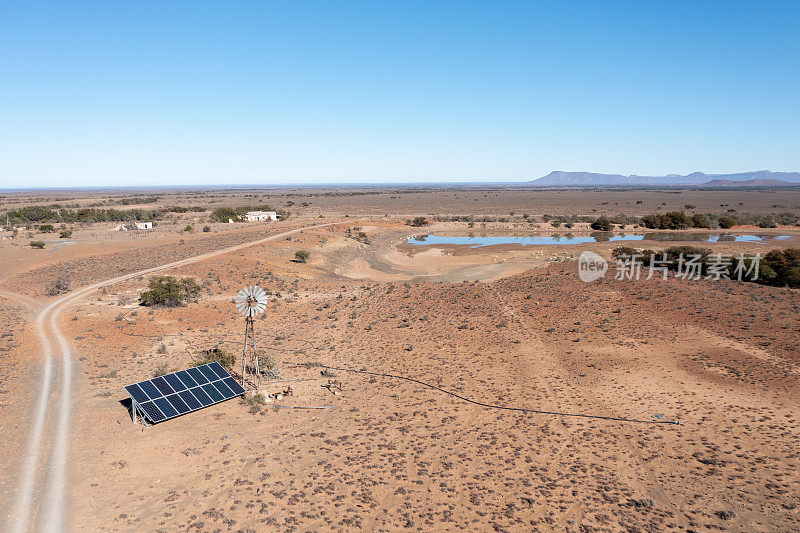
[407,233,793,247]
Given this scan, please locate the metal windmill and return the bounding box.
[234,285,268,390]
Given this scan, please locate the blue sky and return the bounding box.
[1,1,798,187]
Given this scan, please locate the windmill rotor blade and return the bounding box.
[237,288,248,298]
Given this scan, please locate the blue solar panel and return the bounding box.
[152,376,174,395]
[166,393,190,414]
[125,383,149,403]
[123,363,246,424]
[154,397,178,418]
[187,367,209,384]
[209,362,229,379]
[191,386,213,406]
[212,380,233,398]
[139,380,162,399]
[223,377,246,395]
[178,390,202,410]
[176,370,197,388]
[202,383,224,402]
[198,365,218,382]
[139,401,166,422]
[163,373,186,392]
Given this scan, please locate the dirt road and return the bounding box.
[3,219,355,533]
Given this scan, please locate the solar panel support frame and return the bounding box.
[130,398,152,427]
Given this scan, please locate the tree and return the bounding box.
[590,216,614,231]
[691,214,711,229]
[718,216,736,229]
[139,276,201,307]
[210,207,238,223]
[407,216,429,227]
[294,250,311,263]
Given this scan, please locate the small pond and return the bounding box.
[406,233,793,247]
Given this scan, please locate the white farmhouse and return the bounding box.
[133,221,153,230]
[245,211,280,222]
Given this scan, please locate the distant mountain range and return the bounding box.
[531,170,800,187]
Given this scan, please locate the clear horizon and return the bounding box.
[2,1,799,188]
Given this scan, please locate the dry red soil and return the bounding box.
[1,189,800,532]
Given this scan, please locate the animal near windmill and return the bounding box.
[234,285,268,390]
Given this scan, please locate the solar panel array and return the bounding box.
[124,362,246,424]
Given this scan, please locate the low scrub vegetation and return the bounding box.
[193,347,235,369]
[612,246,800,287]
[139,275,201,307]
[406,216,429,227]
[294,250,311,263]
[590,216,614,231]
[29,240,45,249]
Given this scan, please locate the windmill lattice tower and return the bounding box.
[234,286,268,390]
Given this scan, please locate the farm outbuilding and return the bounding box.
[245,211,280,222]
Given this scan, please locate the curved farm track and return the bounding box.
[1,219,355,533]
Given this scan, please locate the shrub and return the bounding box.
[640,211,692,229]
[153,363,170,377]
[760,249,800,287]
[59,229,73,238]
[718,216,736,229]
[590,217,614,231]
[139,276,201,307]
[258,352,282,379]
[39,224,55,233]
[202,225,211,232]
[757,217,777,229]
[294,250,311,263]
[184,225,193,232]
[210,207,238,223]
[29,240,45,249]
[193,347,236,369]
[691,214,711,229]
[47,276,71,296]
[407,216,429,227]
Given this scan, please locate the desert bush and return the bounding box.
[407,216,429,227]
[210,207,238,222]
[690,213,711,228]
[718,216,736,229]
[759,249,800,287]
[47,276,71,296]
[590,217,614,231]
[139,275,201,307]
[757,217,777,228]
[29,240,45,249]
[294,250,311,263]
[641,211,692,230]
[184,224,193,232]
[59,229,73,238]
[202,225,211,232]
[153,363,170,377]
[193,346,235,369]
[257,352,282,379]
[39,224,55,233]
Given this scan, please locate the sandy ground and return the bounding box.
[1,189,800,532]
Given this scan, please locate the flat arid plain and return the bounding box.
[1,186,800,532]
